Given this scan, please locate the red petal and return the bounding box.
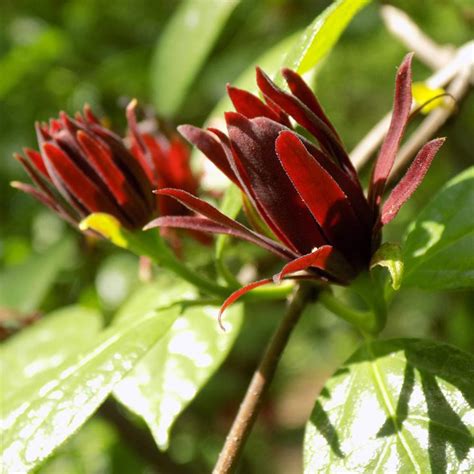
[218,278,274,329]
[275,131,370,265]
[225,112,327,254]
[153,189,297,259]
[282,68,339,137]
[255,68,357,181]
[208,126,288,242]
[369,53,414,211]
[227,85,282,122]
[41,143,123,218]
[24,148,50,180]
[274,245,355,284]
[178,125,240,186]
[126,100,157,180]
[77,130,150,226]
[11,181,78,226]
[381,138,445,226]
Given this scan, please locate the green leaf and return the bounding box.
[0,304,180,472]
[282,0,372,75]
[371,242,404,291]
[114,300,243,449]
[0,306,102,402]
[151,0,239,116]
[402,167,474,290]
[215,184,242,286]
[0,238,74,312]
[304,338,474,473]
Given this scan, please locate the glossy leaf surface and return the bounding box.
[304,338,474,473]
[0,306,102,402]
[402,167,474,290]
[283,0,372,75]
[114,283,243,448]
[1,304,180,472]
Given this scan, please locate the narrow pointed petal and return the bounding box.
[208,126,289,242]
[178,125,240,186]
[126,100,157,180]
[227,85,282,122]
[303,140,372,229]
[255,68,357,181]
[281,68,339,137]
[381,138,445,226]
[369,53,414,210]
[225,112,327,254]
[146,216,292,259]
[275,131,370,264]
[77,130,150,227]
[218,278,274,328]
[274,245,356,284]
[262,95,292,127]
[41,143,124,218]
[24,148,50,180]
[10,181,78,225]
[155,188,297,259]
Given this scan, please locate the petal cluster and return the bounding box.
[13,102,199,231]
[150,54,444,300]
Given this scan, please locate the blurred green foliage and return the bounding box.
[1,0,473,473]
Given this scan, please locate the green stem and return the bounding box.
[319,291,376,334]
[138,231,230,297]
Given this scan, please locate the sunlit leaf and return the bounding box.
[402,167,474,290]
[0,304,180,472]
[114,300,243,449]
[151,0,239,115]
[0,238,74,312]
[304,338,474,473]
[283,0,372,75]
[0,306,102,402]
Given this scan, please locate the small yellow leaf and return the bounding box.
[412,82,446,114]
[79,213,128,248]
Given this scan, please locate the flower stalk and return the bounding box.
[213,282,315,474]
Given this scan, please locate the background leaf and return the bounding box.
[114,289,243,449]
[282,0,372,75]
[304,338,474,473]
[402,166,474,290]
[0,238,74,312]
[0,304,180,472]
[0,305,102,402]
[151,0,239,116]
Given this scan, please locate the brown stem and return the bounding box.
[213,283,315,474]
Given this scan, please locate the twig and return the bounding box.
[213,283,315,474]
[350,38,473,170]
[391,67,472,177]
[380,5,454,70]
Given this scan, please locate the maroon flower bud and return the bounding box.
[12,102,200,233]
[147,54,445,307]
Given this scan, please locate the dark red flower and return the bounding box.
[147,54,444,307]
[12,101,200,232]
